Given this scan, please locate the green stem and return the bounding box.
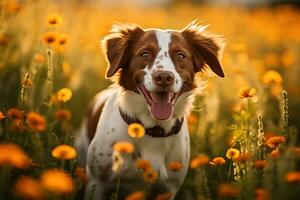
[114,176,120,200]
[227,161,232,182]
[217,167,223,182]
[61,160,65,169]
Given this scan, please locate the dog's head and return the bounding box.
[102,21,225,121]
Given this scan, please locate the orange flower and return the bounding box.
[233,153,251,163]
[27,112,46,132]
[6,1,22,13]
[210,157,226,166]
[168,161,183,171]
[226,148,240,160]
[255,188,270,200]
[136,159,152,171]
[57,88,72,103]
[47,14,63,27]
[292,147,300,157]
[113,141,135,153]
[40,169,74,194]
[7,108,23,120]
[237,87,256,98]
[190,154,209,169]
[143,169,158,183]
[187,114,197,125]
[0,143,31,169]
[57,33,68,45]
[285,171,300,183]
[51,144,77,160]
[42,32,57,45]
[10,119,26,132]
[14,176,43,200]
[125,191,145,200]
[0,34,9,46]
[218,183,240,197]
[270,149,280,159]
[128,123,145,138]
[55,109,71,121]
[74,167,88,184]
[266,136,285,148]
[0,111,5,121]
[155,192,173,200]
[34,53,45,63]
[262,70,282,85]
[254,160,267,169]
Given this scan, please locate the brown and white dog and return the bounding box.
[75,21,225,200]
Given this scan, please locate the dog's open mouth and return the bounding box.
[137,84,179,120]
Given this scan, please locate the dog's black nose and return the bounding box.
[152,71,174,87]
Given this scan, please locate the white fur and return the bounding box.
[76,86,193,200]
[143,30,182,93]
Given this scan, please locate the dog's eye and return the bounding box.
[140,51,149,58]
[176,53,186,60]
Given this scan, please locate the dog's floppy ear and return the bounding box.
[102,23,144,78]
[181,21,225,78]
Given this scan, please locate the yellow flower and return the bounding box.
[143,169,158,183]
[218,183,240,197]
[55,109,72,121]
[254,160,267,169]
[128,123,145,138]
[42,32,57,45]
[74,167,88,184]
[168,161,183,171]
[40,169,74,194]
[113,141,135,153]
[125,191,145,200]
[155,192,173,200]
[14,176,43,200]
[27,112,46,132]
[190,154,209,169]
[285,171,300,183]
[112,150,124,173]
[0,111,5,121]
[7,108,23,120]
[0,143,31,169]
[237,87,256,98]
[51,144,77,160]
[226,148,240,160]
[210,157,226,166]
[266,136,285,148]
[57,88,72,103]
[47,14,63,27]
[262,70,282,85]
[135,159,152,171]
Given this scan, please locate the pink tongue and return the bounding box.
[151,92,173,120]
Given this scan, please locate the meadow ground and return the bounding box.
[0,0,300,199]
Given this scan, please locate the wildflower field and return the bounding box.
[1,0,300,199]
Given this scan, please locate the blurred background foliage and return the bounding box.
[0,0,300,199]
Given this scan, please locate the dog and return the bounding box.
[75,21,225,200]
